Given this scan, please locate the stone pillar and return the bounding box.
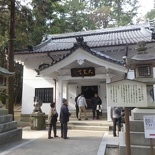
[56,76,63,117]
[106,74,112,121]
[63,81,68,99]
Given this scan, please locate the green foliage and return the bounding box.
[59,0,95,32]
[145,9,155,20]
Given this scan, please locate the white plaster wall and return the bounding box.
[22,61,55,114]
[68,84,77,110]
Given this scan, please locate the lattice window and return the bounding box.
[138,66,152,77]
[35,88,53,103]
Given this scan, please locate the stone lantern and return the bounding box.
[118,41,155,155]
[125,41,155,107]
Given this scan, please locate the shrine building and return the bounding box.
[14,23,155,120]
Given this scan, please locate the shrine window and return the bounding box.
[35,88,53,103]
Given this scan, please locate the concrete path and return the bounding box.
[0,127,119,155]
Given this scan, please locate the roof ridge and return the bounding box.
[50,28,141,40]
[47,23,149,39]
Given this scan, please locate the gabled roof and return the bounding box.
[38,43,124,73]
[15,23,154,54]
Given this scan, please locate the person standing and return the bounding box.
[111,107,123,137]
[60,98,71,139]
[75,94,80,119]
[77,93,88,120]
[48,102,58,139]
[91,93,102,120]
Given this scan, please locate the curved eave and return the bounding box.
[14,40,155,55]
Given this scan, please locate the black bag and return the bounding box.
[51,112,58,123]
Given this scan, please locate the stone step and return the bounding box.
[69,116,106,120]
[55,120,112,131]
[0,121,17,133]
[0,108,8,115]
[130,132,155,146]
[119,144,155,155]
[130,119,144,132]
[56,124,109,131]
[0,114,13,124]
[0,128,22,146]
[67,121,113,127]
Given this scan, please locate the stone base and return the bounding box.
[0,108,22,147]
[119,144,155,155]
[119,108,155,154]
[131,108,155,120]
[30,113,46,130]
[0,128,22,146]
[0,108,8,115]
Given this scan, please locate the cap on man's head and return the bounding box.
[62,98,67,103]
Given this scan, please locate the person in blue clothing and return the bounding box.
[60,98,71,139]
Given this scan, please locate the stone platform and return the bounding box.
[119,108,155,155]
[0,107,22,147]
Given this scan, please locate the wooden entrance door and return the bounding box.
[81,86,98,108]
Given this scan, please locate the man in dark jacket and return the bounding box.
[60,98,71,139]
[91,93,102,120]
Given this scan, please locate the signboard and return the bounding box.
[107,79,147,107]
[144,115,155,138]
[71,67,95,77]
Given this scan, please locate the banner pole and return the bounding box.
[150,138,154,155]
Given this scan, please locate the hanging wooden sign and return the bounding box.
[71,67,95,77]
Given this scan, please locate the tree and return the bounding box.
[58,0,95,32]
[145,9,155,20]
[89,6,111,28]
[88,0,139,28]
[8,0,15,117]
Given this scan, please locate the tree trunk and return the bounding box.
[8,0,15,119]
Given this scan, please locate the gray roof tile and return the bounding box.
[39,44,124,72]
[16,23,154,54]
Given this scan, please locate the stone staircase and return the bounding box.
[0,108,22,146]
[119,108,155,155]
[57,109,113,132]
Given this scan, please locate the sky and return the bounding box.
[138,0,154,16]
[21,0,154,16]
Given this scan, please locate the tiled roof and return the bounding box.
[39,44,124,72]
[16,23,154,54]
